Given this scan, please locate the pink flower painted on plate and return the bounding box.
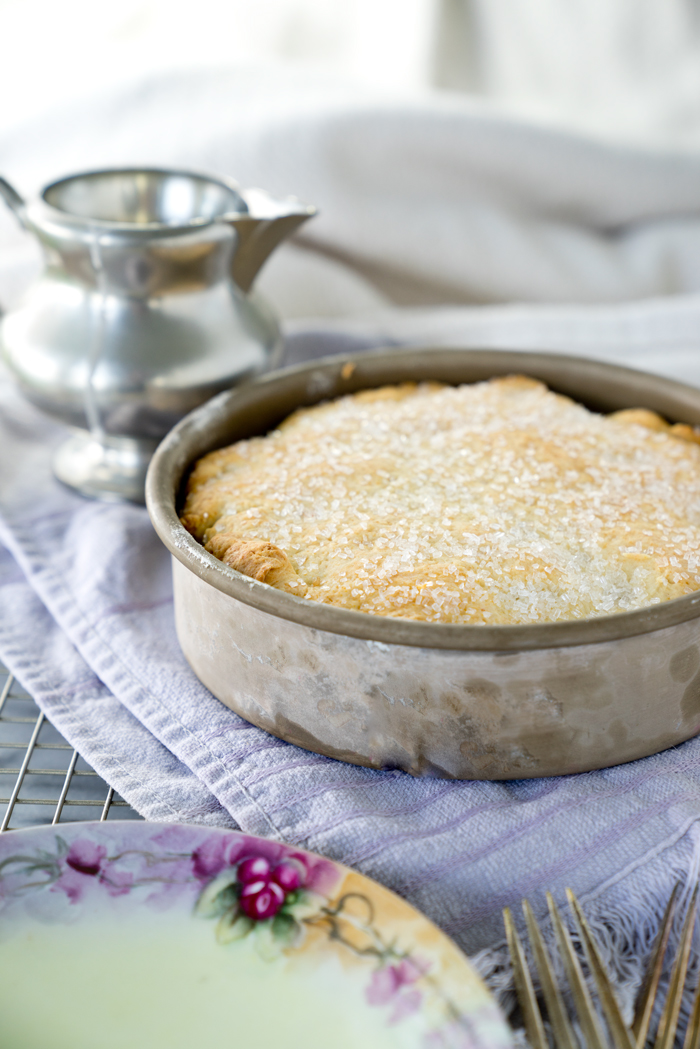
[272,863,302,893]
[52,839,134,902]
[193,846,333,955]
[366,957,427,1023]
[66,840,106,877]
[192,834,337,897]
[102,868,135,898]
[239,879,286,920]
[237,856,272,884]
[191,835,244,881]
[237,858,304,920]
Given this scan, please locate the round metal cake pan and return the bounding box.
[146,347,700,780]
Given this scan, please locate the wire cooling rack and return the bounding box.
[0,660,142,833]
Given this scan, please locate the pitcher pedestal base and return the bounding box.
[53,432,157,504]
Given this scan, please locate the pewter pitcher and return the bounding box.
[0,168,316,502]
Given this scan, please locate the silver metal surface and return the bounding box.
[0,167,316,503]
[53,433,157,503]
[147,347,700,780]
[0,175,25,214]
[0,662,141,833]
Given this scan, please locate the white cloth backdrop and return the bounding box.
[4,66,700,319]
[5,0,700,149]
[434,0,700,149]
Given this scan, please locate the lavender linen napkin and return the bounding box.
[2,334,700,1015]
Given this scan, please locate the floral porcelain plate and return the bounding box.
[0,822,512,1049]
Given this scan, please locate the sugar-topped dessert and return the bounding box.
[180,376,700,625]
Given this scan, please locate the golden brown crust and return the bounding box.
[670,422,700,445]
[181,376,700,625]
[609,408,700,446]
[204,535,307,595]
[608,407,671,432]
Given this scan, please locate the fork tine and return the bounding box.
[523,898,578,1049]
[654,885,699,1049]
[504,906,549,1049]
[632,884,679,1048]
[683,978,700,1049]
[567,888,636,1049]
[547,891,608,1049]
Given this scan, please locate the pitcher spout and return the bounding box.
[228,188,316,294]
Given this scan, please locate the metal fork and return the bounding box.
[504,883,700,1049]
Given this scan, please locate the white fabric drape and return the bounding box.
[4,68,700,322]
[4,0,700,148]
[434,0,700,148]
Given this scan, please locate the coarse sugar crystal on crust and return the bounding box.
[180,375,700,625]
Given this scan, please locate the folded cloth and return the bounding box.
[3,314,700,1025]
[0,544,237,829]
[5,66,700,321]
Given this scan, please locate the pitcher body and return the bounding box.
[0,168,315,501]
